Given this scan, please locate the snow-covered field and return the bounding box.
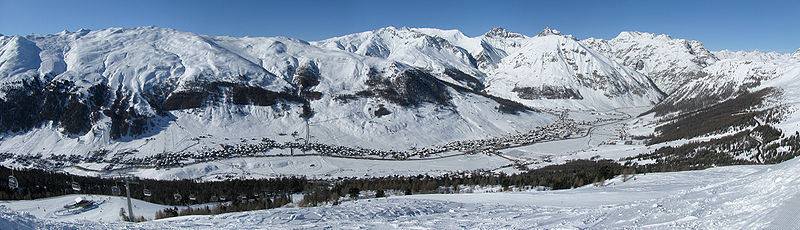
[4,156,800,229]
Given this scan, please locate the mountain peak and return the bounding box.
[484,26,524,38]
[615,31,672,40]
[377,26,405,31]
[536,26,562,37]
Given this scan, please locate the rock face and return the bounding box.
[338,66,452,107]
[292,60,320,90]
[581,32,718,94]
[512,86,583,100]
[485,27,526,39]
[535,26,562,37]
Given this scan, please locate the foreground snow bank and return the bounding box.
[0,207,91,230]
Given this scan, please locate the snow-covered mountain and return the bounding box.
[318,26,665,110]
[581,31,717,94]
[474,28,664,110]
[312,26,485,91]
[0,26,563,161]
[0,25,798,177]
[4,25,800,229]
[582,32,800,117]
[651,52,798,116]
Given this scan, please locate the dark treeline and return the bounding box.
[299,159,624,206]
[0,166,118,200]
[0,166,307,206]
[1,160,624,205]
[135,177,306,206]
[154,193,292,220]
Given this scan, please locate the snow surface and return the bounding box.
[2,25,797,181]
[0,26,668,180]
[2,25,800,229]
[5,157,800,229]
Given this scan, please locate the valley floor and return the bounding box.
[4,156,800,229]
[53,107,646,181]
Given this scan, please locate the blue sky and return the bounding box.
[1,0,798,53]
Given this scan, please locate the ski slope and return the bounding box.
[4,156,800,229]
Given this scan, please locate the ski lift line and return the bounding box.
[114,174,139,221]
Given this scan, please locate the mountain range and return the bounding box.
[0,26,798,173]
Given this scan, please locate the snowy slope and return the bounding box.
[0,194,174,222]
[5,157,800,229]
[319,26,665,111]
[654,49,800,116]
[581,31,717,94]
[312,26,486,90]
[478,29,664,110]
[0,25,669,165]
[0,25,797,182]
[0,26,559,169]
[581,31,799,118]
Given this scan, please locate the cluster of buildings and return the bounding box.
[0,116,601,170]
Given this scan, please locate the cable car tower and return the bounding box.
[115,174,139,222]
[305,119,310,147]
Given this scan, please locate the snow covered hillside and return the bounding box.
[0,26,566,171]
[0,26,668,177]
[581,31,717,94]
[5,155,800,229]
[2,25,800,229]
[318,26,665,110]
[0,25,798,182]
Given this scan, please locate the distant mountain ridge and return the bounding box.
[0,25,797,161]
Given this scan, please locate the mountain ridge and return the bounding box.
[0,25,798,177]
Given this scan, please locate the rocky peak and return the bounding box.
[536,26,562,37]
[484,26,524,38]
